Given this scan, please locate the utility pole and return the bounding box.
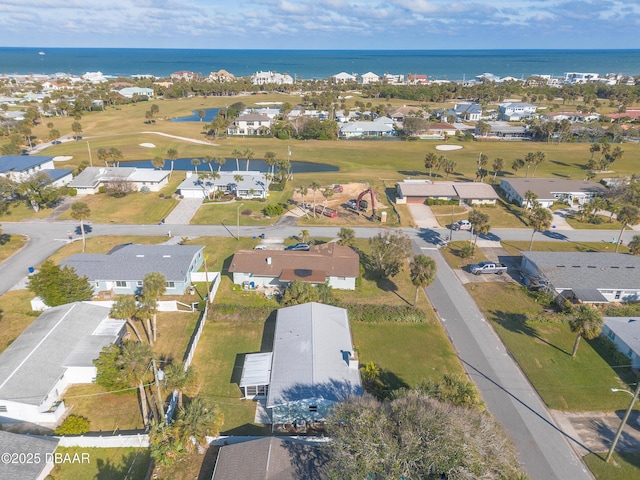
[606,380,640,462]
[86,141,93,167]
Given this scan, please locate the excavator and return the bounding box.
[352,188,376,220]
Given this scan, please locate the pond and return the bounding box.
[123,158,339,173]
[170,108,220,122]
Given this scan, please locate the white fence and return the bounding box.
[190,272,221,303]
[56,433,149,448]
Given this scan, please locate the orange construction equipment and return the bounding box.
[356,188,376,218]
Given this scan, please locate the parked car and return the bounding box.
[347,199,358,209]
[451,220,472,230]
[468,261,508,275]
[254,245,267,250]
[284,243,310,251]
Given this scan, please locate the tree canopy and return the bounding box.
[327,391,523,480]
[368,230,412,278]
[28,260,93,306]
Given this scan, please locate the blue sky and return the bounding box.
[1,0,639,49]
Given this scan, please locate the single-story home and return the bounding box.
[60,244,205,296]
[117,87,154,99]
[500,178,606,208]
[239,302,362,430]
[0,155,55,182]
[229,243,359,290]
[212,437,329,480]
[520,252,640,304]
[339,116,397,138]
[42,169,73,187]
[68,167,169,194]
[425,122,457,138]
[0,302,125,425]
[602,317,640,370]
[177,171,270,199]
[0,430,59,480]
[227,113,272,136]
[476,122,529,140]
[395,180,499,206]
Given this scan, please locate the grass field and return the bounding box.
[584,452,640,480]
[49,447,150,480]
[469,282,635,412]
[0,234,27,263]
[500,240,629,255]
[0,289,39,355]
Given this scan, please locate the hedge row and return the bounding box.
[343,303,426,323]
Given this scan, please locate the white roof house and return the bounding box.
[339,116,397,138]
[177,171,270,200]
[240,303,362,429]
[250,71,293,85]
[68,166,169,194]
[117,87,154,98]
[361,72,380,84]
[0,302,125,425]
[227,113,272,136]
[331,72,357,83]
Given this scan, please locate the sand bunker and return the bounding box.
[52,155,73,161]
[140,143,156,148]
[435,145,463,151]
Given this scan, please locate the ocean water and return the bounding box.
[2,48,640,80]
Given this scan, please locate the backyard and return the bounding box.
[48,447,150,480]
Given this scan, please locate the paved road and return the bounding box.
[414,239,593,480]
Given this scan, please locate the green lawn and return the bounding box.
[0,290,39,355]
[565,213,624,230]
[0,234,27,264]
[190,197,285,226]
[49,447,150,480]
[430,197,531,229]
[500,240,629,255]
[469,282,636,412]
[583,452,640,480]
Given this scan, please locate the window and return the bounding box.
[628,348,634,358]
[608,331,616,341]
[0,405,7,412]
[615,291,622,300]
[116,281,127,287]
[166,281,175,288]
[136,281,143,287]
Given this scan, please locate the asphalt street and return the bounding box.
[1,220,636,479]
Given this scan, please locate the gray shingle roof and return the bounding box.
[60,244,203,283]
[604,317,640,355]
[0,431,59,480]
[0,155,54,174]
[522,252,640,290]
[0,302,118,406]
[502,178,605,201]
[267,303,362,408]
[212,437,329,480]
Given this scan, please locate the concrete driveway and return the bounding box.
[407,203,440,228]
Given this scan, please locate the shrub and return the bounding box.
[140,186,150,194]
[343,303,425,323]
[457,243,476,259]
[55,415,90,435]
[269,179,287,191]
[263,203,284,216]
[159,193,165,198]
[241,208,252,216]
[98,186,106,194]
[67,188,77,196]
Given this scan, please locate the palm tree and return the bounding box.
[299,229,310,243]
[337,227,356,246]
[528,206,553,251]
[202,155,213,172]
[511,158,524,176]
[569,305,603,357]
[208,171,220,199]
[628,235,640,255]
[142,272,167,342]
[152,156,165,170]
[243,148,254,171]
[424,152,439,178]
[321,187,334,215]
[589,143,600,161]
[531,151,546,176]
[409,254,437,306]
[468,209,490,247]
[615,205,640,253]
[264,151,277,176]
[523,190,538,210]
[197,109,206,122]
[310,181,321,217]
[492,157,504,181]
[111,295,143,342]
[166,148,178,179]
[231,148,242,171]
[214,156,227,172]
[119,341,155,428]
[165,362,199,409]
[70,202,91,252]
[176,397,224,454]
[524,152,536,178]
[191,158,200,173]
[443,159,456,179]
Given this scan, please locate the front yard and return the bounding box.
[49,447,150,480]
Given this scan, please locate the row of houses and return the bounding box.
[396,177,606,208]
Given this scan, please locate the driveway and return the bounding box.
[407,203,440,228]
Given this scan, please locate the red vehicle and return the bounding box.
[314,205,338,218]
[333,184,343,193]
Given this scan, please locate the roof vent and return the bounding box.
[163,255,171,258]
[136,254,144,258]
[266,257,272,265]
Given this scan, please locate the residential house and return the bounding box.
[229,243,359,290]
[177,171,270,199]
[0,155,55,182]
[0,431,59,480]
[250,71,293,85]
[339,116,397,138]
[227,113,272,136]
[476,122,529,140]
[0,302,125,425]
[387,105,427,122]
[67,167,170,194]
[170,71,199,82]
[544,112,600,123]
[212,436,329,480]
[117,87,154,99]
[452,103,483,121]
[42,168,73,187]
[407,74,430,85]
[239,302,362,429]
[395,180,499,206]
[425,122,457,138]
[500,178,606,208]
[602,317,640,369]
[520,252,640,304]
[82,71,107,83]
[382,73,405,84]
[499,102,537,121]
[207,69,236,82]
[564,72,600,85]
[360,71,380,84]
[331,72,357,84]
[60,244,205,296]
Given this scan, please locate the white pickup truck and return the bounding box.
[469,261,508,275]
